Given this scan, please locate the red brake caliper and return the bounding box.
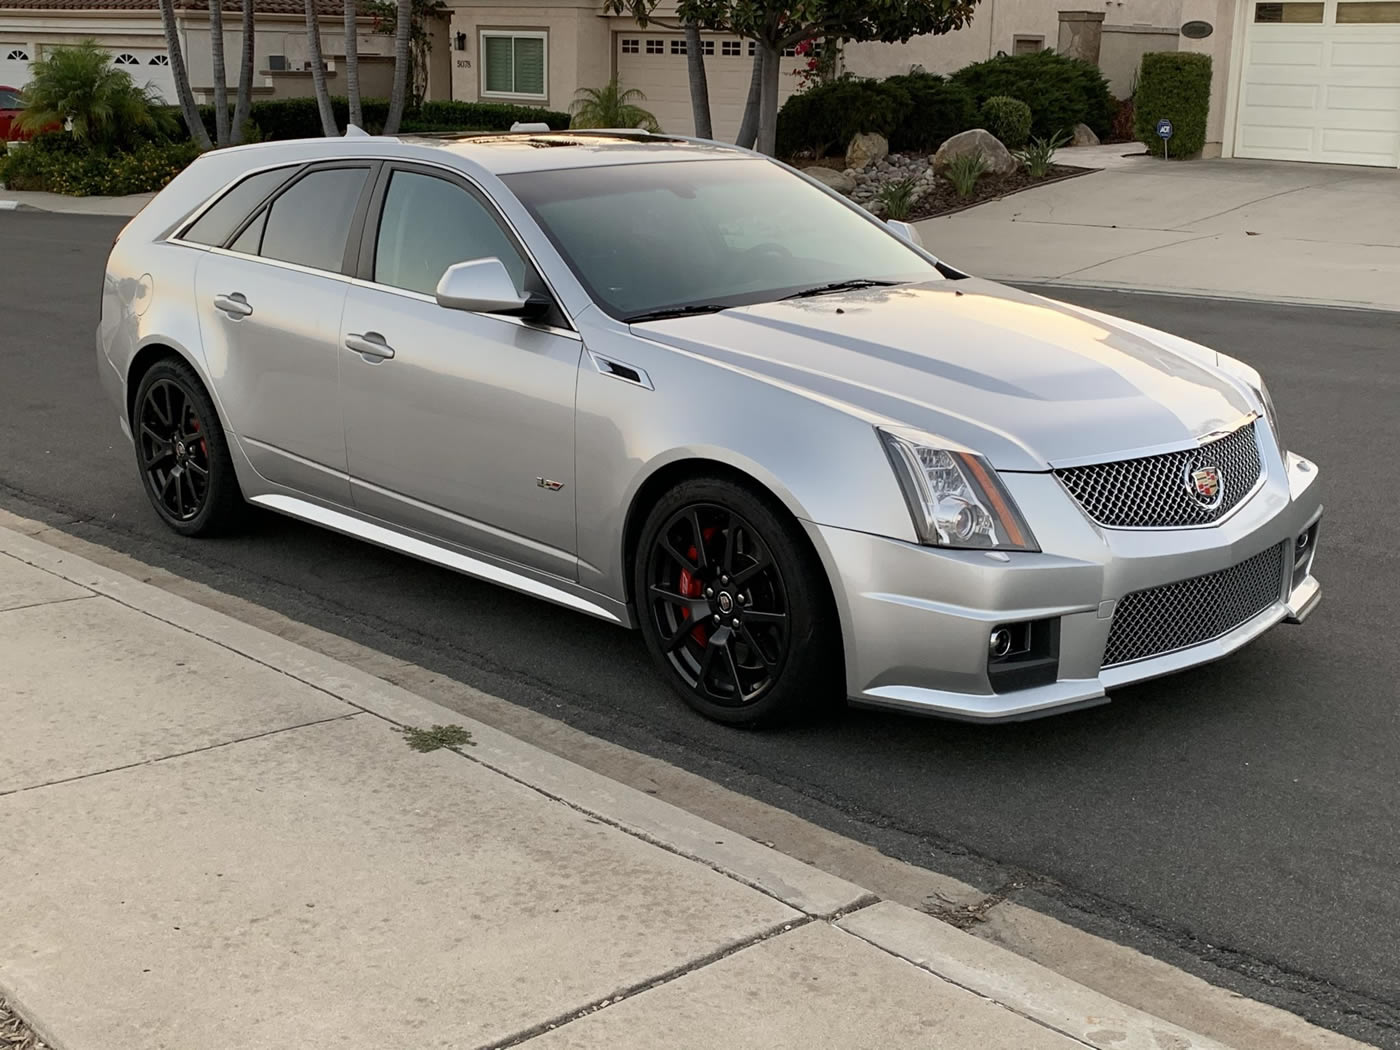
[677,527,716,645]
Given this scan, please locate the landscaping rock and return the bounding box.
[1071,123,1100,147]
[846,132,889,171]
[804,166,856,195]
[931,129,1017,177]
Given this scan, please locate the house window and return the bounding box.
[645,38,663,54]
[6,49,29,61]
[1253,2,1324,20]
[1012,36,1043,54]
[748,40,756,55]
[621,38,639,53]
[1335,0,1400,19]
[721,40,741,56]
[149,54,169,65]
[701,39,714,55]
[113,53,140,65]
[670,38,686,55]
[781,45,797,56]
[481,31,547,98]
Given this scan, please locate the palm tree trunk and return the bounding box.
[344,0,362,128]
[382,0,411,134]
[209,0,230,145]
[230,0,254,144]
[158,0,213,149]
[756,40,780,156]
[683,21,711,140]
[304,0,338,136]
[734,48,762,149]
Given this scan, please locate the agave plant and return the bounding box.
[943,151,987,199]
[1016,130,1072,178]
[570,76,661,132]
[17,40,176,150]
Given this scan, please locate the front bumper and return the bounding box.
[809,448,1322,721]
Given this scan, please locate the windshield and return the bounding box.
[502,158,940,321]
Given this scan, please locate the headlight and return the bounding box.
[1255,379,1285,456]
[879,428,1038,551]
[1216,354,1285,457]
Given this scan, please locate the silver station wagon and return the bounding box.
[98,130,1323,726]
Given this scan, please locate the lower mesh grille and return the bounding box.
[1103,543,1287,667]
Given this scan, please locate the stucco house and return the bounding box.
[445,0,1400,167]
[0,0,403,107]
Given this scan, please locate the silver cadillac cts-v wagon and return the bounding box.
[98,129,1322,726]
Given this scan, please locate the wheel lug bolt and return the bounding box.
[705,588,713,597]
[731,619,740,627]
[713,614,721,622]
[721,575,729,583]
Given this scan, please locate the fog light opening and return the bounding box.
[989,628,1012,659]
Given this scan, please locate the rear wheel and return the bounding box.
[634,476,840,727]
[132,358,244,537]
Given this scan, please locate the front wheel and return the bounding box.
[634,477,841,727]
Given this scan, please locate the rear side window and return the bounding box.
[182,167,293,246]
[259,167,371,272]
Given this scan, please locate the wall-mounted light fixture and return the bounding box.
[455,32,467,51]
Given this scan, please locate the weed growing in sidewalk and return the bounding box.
[395,723,476,754]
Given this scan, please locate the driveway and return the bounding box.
[916,151,1400,311]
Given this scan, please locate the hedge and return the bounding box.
[980,95,1032,149]
[1133,52,1212,158]
[776,78,911,157]
[884,73,978,153]
[0,133,200,195]
[181,96,571,141]
[952,50,1114,139]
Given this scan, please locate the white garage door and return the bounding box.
[615,32,803,142]
[0,47,34,91]
[1235,0,1400,166]
[110,48,178,104]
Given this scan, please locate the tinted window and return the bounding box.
[503,159,939,320]
[260,167,370,272]
[374,170,526,296]
[228,209,266,255]
[182,167,293,246]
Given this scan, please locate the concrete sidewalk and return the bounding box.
[917,154,1400,312]
[0,189,153,216]
[0,523,1263,1050]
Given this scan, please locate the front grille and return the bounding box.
[1056,421,1263,528]
[1102,543,1286,667]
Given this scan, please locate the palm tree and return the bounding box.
[304,0,338,136]
[381,0,411,134]
[343,0,362,129]
[230,0,255,144]
[209,0,230,145]
[570,77,660,132]
[682,22,711,139]
[156,0,212,148]
[18,40,178,149]
[734,51,762,149]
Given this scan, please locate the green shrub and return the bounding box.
[952,50,1114,139]
[980,95,1032,148]
[876,176,918,219]
[0,137,199,195]
[16,41,177,151]
[884,73,978,152]
[1133,52,1212,158]
[1015,130,1070,177]
[776,77,911,157]
[943,151,987,197]
[178,97,570,141]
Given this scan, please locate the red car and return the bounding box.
[1,85,27,140]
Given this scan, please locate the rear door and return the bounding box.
[192,162,377,503]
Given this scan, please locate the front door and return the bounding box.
[338,165,582,579]
[195,163,377,502]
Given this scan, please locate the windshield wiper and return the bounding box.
[623,303,730,324]
[779,278,902,301]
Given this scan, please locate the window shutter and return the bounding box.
[484,36,514,93]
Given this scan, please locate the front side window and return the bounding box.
[482,32,546,97]
[373,170,527,296]
[259,167,370,271]
[182,166,295,246]
[504,158,940,320]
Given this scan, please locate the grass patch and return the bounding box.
[396,723,476,753]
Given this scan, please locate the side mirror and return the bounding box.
[886,220,923,247]
[435,258,547,317]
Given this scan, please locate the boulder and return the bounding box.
[846,132,889,171]
[932,129,1018,177]
[804,165,856,195]
[1071,123,1100,147]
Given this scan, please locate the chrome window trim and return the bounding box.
[1053,415,1268,532]
[166,153,581,336]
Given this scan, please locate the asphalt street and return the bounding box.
[3,210,1398,1046]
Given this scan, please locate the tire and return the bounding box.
[633,475,841,727]
[131,357,245,537]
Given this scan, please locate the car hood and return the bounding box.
[633,279,1255,471]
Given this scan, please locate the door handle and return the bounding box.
[213,292,253,318]
[345,332,395,360]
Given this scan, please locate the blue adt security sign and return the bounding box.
[1156,118,1174,139]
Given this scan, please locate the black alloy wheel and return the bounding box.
[132,358,244,537]
[635,477,840,727]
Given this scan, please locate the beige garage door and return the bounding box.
[1235,0,1400,166]
[614,32,803,142]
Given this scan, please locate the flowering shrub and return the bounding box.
[0,135,200,195]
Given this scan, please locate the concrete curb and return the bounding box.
[0,522,1243,1049]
